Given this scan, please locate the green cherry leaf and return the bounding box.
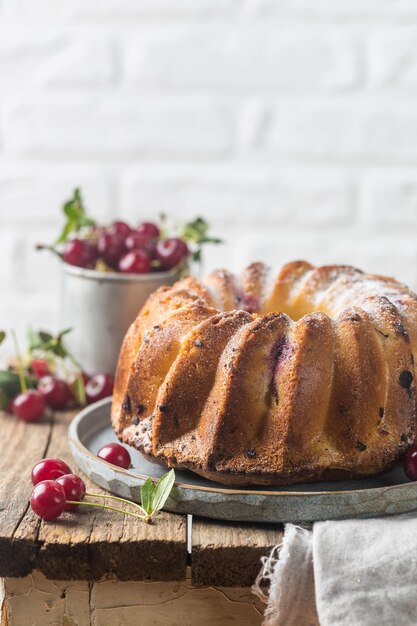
[0,388,9,411]
[56,219,77,244]
[39,331,54,344]
[150,469,175,514]
[192,249,202,263]
[56,187,95,244]
[140,478,155,516]
[0,331,6,346]
[0,370,36,397]
[180,218,223,272]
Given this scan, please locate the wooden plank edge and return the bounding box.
[190,519,282,587]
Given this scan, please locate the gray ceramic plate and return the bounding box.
[68,398,417,523]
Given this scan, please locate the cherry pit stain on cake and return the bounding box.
[266,336,294,404]
[270,337,294,374]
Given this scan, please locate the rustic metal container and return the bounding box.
[60,264,183,375]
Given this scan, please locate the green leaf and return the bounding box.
[63,204,77,220]
[45,341,67,359]
[150,469,175,513]
[63,187,82,218]
[0,388,9,411]
[192,249,202,263]
[198,235,223,244]
[0,370,36,397]
[140,478,155,515]
[56,219,77,245]
[180,218,223,272]
[57,328,73,340]
[181,218,209,243]
[56,188,95,244]
[79,216,95,229]
[27,328,74,362]
[0,331,6,346]
[39,331,54,343]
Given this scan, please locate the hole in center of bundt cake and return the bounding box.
[224,268,336,320]
[233,293,332,321]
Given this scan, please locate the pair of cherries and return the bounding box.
[12,376,73,423]
[30,443,131,520]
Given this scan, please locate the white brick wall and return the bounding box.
[1,0,417,350]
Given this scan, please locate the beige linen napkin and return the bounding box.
[253,515,417,626]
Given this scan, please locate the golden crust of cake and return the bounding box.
[111,261,417,486]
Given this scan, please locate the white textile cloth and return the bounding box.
[253,516,417,626]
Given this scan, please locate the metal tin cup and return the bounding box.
[60,264,183,375]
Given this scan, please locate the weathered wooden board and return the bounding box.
[0,409,279,587]
[37,411,187,581]
[192,518,282,587]
[0,411,187,581]
[0,411,52,577]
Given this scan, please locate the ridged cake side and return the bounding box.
[111,261,417,485]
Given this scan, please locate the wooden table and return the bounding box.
[0,410,282,625]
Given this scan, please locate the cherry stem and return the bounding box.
[86,492,147,516]
[11,330,27,393]
[35,243,63,261]
[66,500,151,523]
[73,369,86,405]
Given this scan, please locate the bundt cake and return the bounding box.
[111,261,417,486]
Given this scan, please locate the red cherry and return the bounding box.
[97,443,131,469]
[56,474,86,510]
[31,358,50,379]
[118,250,151,274]
[38,376,72,410]
[404,445,417,481]
[125,231,147,250]
[137,222,160,238]
[85,374,114,404]
[97,233,126,268]
[30,480,66,520]
[110,221,132,237]
[125,231,156,255]
[31,458,73,485]
[13,390,46,422]
[63,239,98,268]
[156,238,189,270]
